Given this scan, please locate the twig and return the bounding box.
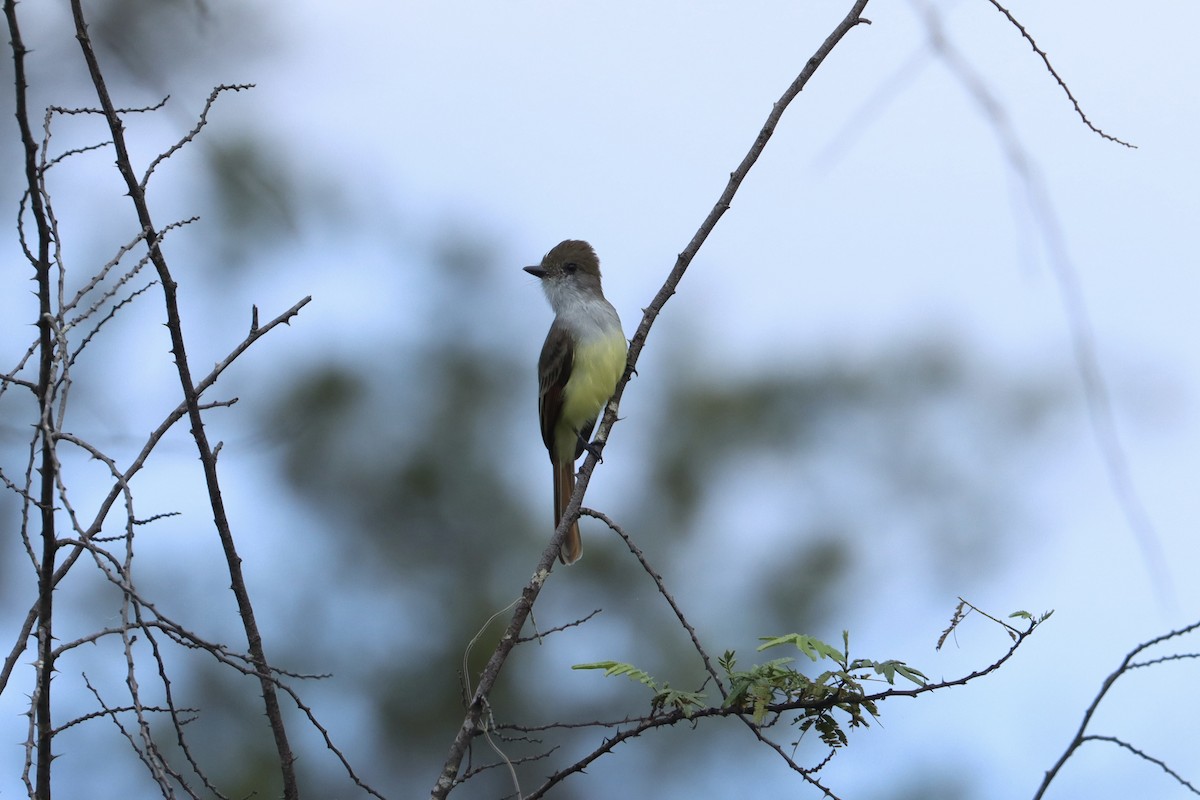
[141,84,255,188]
[1080,736,1199,795]
[586,508,726,699]
[458,748,557,782]
[922,2,1170,608]
[47,96,171,116]
[983,0,1134,148]
[513,610,602,644]
[1033,619,1200,799]
[742,732,842,799]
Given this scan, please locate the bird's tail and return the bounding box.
[553,460,582,564]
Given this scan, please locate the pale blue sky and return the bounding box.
[3,2,1199,798]
[243,3,1200,797]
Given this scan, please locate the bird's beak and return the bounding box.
[523,265,547,278]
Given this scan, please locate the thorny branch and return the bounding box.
[1034,620,1200,799]
[0,297,312,698]
[0,2,367,797]
[586,509,726,699]
[71,5,301,792]
[3,0,61,796]
[507,609,1043,800]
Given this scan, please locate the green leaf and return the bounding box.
[651,685,706,718]
[724,677,752,709]
[758,634,843,665]
[893,663,928,686]
[575,662,705,716]
[573,661,658,689]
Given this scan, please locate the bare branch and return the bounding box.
[740,733,842,799]
[47,96,171,116]
[458,747,557,783]
[586,508,726,698]
[983,0,1135,148]
[514,609,602,644]
[52,701,200,737]
[0,293,312,699]
[1080,736,1199,795]
[141,83,256,188]
[4,1,63,793]
[81,674,195,798]
[921,2,1170,609]
[30,5,307,794]
[65,280,158,369]
[1034,619,1200,799]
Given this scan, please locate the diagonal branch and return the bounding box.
[428,3,873,797]
[592,505,844,797]
[1079,736,1199,795]
[587,508,726,699]
[983,0,1134,148]
[141,83,255,188]
[1033,619,1200,799]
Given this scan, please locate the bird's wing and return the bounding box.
[537,322,573,455]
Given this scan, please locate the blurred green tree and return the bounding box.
[0,2,1072,798]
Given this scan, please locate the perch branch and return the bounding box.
[428,3,872,797]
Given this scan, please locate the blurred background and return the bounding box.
[1,1,1197,798]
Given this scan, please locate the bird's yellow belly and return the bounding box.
[555,333,627,456]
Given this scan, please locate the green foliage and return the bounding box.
[572,662,706,717]
[757,633,844,663]
[755,630,928,688]
[728,631,924,746]
[578,633,928,750]
[725,655,814,727]
[572,660,658,686]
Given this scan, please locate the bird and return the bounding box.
[524,240,626,564]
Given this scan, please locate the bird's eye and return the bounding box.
[563,262,578,273]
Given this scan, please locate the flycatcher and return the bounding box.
[525,240,626,564]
